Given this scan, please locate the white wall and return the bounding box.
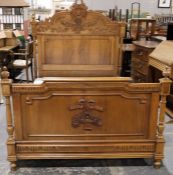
[83,0,172,15]
[26,0,173,16]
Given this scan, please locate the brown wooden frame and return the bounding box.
[0,1,172,171]
[1,68,171,170]
[31,1,125,77]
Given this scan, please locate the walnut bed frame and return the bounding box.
[1,0,171,170]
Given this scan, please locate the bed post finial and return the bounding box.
[154,67,172,168]
[31,13,36,22]
[74,0,84,4]
[70,0,88,33]
[1,66,9,80]
[1,66,16,170]
[162,66,171,78]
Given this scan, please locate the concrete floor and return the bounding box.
[0,101,173,175]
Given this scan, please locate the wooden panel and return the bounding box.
[22,95,149,139]
[37,35,119,76]
[37,35,120,77]
[44,36,114,65]
[12,80,160,142]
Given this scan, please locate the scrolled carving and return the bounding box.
[31,2,124,35]
[71,1,87,19]
[70,1,88,32]
[69,98,104,131]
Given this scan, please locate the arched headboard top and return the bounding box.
[31,1,125,36]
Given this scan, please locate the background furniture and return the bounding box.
[154,14,173,37]
[0,48,18,79]
[131,40,159,82]
[0,32,19,79]
[121,38,134,76]
[167,22,173,40]
[130,2,140,19]
[130,18,156,40]
[11,41,34,82]
[149,41,173,121]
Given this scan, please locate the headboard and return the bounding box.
[31,0,125,77]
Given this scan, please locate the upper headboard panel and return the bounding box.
[31,1,125,77]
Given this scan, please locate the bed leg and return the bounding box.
[154,70,172,169]
[154,159,162,169]
[11,161,17,171]
[1,67,17,171]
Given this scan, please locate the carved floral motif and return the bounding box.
[69,98,104,131]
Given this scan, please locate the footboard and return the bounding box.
[1,70,171,170]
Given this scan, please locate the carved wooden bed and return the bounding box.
[1,0,171,170]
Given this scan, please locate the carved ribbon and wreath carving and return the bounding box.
[69,98,104,131]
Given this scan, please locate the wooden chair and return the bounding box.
[11,41,34,82]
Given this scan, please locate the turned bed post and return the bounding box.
[30,14,37,79]
[154,69,172,168]
[1,67,16,170]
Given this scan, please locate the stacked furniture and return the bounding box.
[1,0,171,171]
[131,40,160,82]
[0,31,19,79]
[11,41,34,82]
[130,18,156,40]
[149,41,173,121]
[155,14,173,36]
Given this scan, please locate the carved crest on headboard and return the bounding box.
[31,0,125,35]
[70,0,88,32]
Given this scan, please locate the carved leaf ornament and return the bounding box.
[69,98,104,131]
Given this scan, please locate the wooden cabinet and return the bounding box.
[149,40,173,121]
[132,40,159,82]
[130,19,156,40]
